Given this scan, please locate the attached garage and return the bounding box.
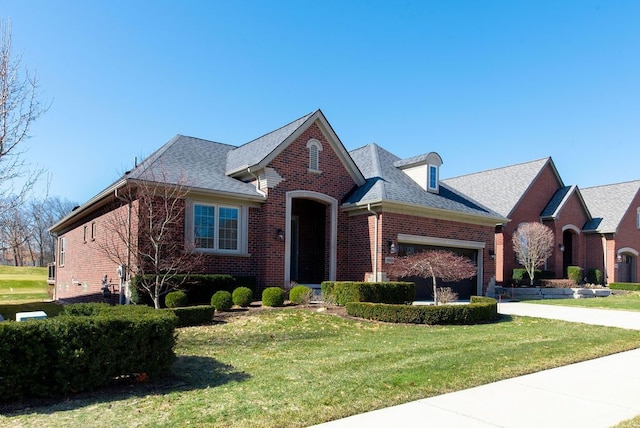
[394,234,485,301]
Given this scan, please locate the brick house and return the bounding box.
[49,110,506,303]
[444,159,640,285]
[582,181,640,283]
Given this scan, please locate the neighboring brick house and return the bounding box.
[581,180,640,284]
[443,158,592,284]
[49,110,506,303]
[444,158,640,286]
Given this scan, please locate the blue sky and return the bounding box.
[4,1,640,204]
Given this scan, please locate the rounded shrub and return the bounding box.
[165,291,188,308]
[210,290,233,311]
[289,285,313,305]
[262,287,285,307]
[232,286,253,307]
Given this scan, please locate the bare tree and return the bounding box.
[387,250,477,304]
[98,171,202,309]
[0,198,31,265]
[30,196,77,265]
[512,222,554,285]
[0,20,46,207]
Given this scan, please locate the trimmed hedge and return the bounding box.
[609,282,640,291]
[289,285,313,305]
[232,287,254,307]
[168,305,215,327]
[321,281,415,306]
[587,268,604,285]
[165,290,188,308]
[131,274,257,306]
[262,287,285,307]
[211,290,233,311]
[511,269,555,286]
[0,304,176,400]
[346,296,498,325]
[567,266,583,285]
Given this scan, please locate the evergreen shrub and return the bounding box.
[262,287,285,307]
[165,291,188,308]
[289,285,313,305]
[210,291,233,311]
[232,287,253,307]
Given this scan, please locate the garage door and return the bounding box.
[397,243,478,301]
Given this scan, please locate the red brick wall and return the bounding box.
[612,192,640,282]
[501,165,562,283]
[345,211,496,289]
[256,121,358,287]
[55,200,139,303]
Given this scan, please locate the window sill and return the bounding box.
[193,250,251,258]
[308,168,322,174]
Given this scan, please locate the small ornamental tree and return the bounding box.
[512,222,555,286]
[387,250,477,304]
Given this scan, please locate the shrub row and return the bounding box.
[0,304,176,400]
[321,281,415,306]
[587,268,604,285]
[131,274,256,307]
[511,269,555,286]
[609,282,640,291]
[345,296,497,325]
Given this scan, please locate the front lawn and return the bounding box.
[0,266,49,303]
[2,308,640,427]
[524,291,640,312]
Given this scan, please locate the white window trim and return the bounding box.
[306,139,323,173]
[59,237,66,266]
[428,164,439,192]
[186,200,248,255]
[637,207,640,229]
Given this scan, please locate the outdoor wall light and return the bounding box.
[617,254,623,263]
[558,244,565,252]
[489,250,495,260]
[387,240,397,254]
[276,228,284,242]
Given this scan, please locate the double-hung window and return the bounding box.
[193,203,240,252]
[59,237,66,266]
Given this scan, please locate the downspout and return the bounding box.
[601,235,608,284]
[114,186,132,304]
[367,203,379,281]
[247,168,267,197]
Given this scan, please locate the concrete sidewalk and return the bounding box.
[311,303,640,428]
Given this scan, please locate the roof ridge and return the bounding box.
[233,110,315,150]
[444,157,550,181]
[582,179,640,191]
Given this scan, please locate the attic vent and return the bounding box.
[306,139,323,172]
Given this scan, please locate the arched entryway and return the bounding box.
[617,248,638,283]
[561,225,580,278]
[285,191,337,286]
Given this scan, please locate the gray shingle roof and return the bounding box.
[541,185,573,218]
[129,135,262,197]
[346,144,505,220]
[226,111,315,175]
[442,158,555,218]
[582,180,640,233]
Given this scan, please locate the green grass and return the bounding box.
[2,308,640,427]
[524,291,640,312]
[0,266,49,303]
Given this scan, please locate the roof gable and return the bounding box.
[540,185,591,221]
[442,157,561,218]
[582,180,640,233]
[226,109,365,186]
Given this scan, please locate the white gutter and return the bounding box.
[247,167,267,197]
